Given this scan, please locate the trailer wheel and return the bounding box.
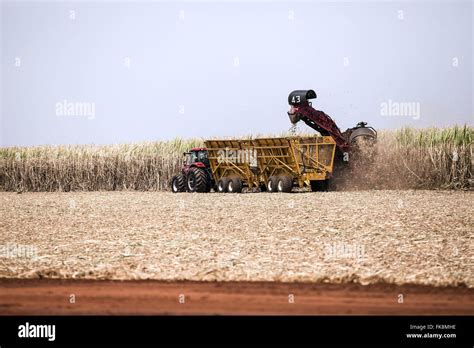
[171,174,186,193]
[227,176,243,193]
[187,168,211,193]
[267,176,278,193]
[310,179,329,192]
[217,177,230,193]
[277,175,293,193]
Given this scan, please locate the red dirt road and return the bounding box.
[0,279,473,315]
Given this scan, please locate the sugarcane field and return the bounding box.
[1,1,473,346]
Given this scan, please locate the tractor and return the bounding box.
[171,148,213,193]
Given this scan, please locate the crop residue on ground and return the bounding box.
[0,191,472,287]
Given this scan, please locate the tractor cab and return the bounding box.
[184,148,209,168]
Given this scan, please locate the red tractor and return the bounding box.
[171,147,214,193]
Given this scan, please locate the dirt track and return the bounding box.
[0,279,472,315]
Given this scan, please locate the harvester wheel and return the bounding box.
[277,175,293,193]
[217,177,230,193]
[227,176,243,193]
[186,168,210,193]
[171,174,186,193]
[310,179,329,192]
[267,176,278,193]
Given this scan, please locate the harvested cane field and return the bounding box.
[0,190,472,287]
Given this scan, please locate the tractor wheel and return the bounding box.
[267,176,278,193]
[217,177,230,193]
[310,179,329,192]
[227,176,243,193]
[186,168,210,193]
[277,175,293,193]
[171,174,186,193]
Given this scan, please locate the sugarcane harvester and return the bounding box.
[170,89,377,193]
[287,90,377,160]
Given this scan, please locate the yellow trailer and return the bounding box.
[204,136,336,193]
[204,139,260,192]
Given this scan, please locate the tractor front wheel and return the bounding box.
[186,168,210,193]
[171,174,186,193]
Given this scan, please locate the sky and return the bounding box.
[1,0,473,147]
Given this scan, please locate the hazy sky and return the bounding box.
[1,0,473,146]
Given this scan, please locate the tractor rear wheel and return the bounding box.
[227,176,243,193]
[186,168,210,193]
[217,177,230,193]
[310,179,329,192]
[171,174,186,193]
[277,175,293,193]
[267,176,278,193]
